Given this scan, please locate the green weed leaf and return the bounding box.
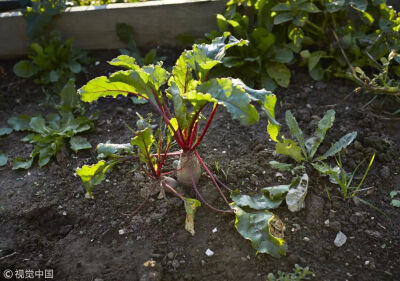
[96,143,133,158]
[13,60,38,78]
[12,157,34,170]
[0,153,8,166]
[285,110,306,157]
[70,136,92,153]
[269,160,292,171]
[0,128,13,136]
[317,132,357,161]
[276,139,305,162]
[309,109,335,159]
[266,63,291,88]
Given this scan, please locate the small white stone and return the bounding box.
[222,151,226,154]
[334,231,347,247]
[212,227,218,233]
[95,61,100,66]
[324,219,330,227]
[119,229,125,235]
[365,260,370,265]
[205,249,214,256]
[303,237,310,242]
[62,211,67,216]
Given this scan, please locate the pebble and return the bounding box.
[205,249,214,256]
[303,237,310,242]
[380,166,390,178]
[334,231,347,247]
[167,252,174,260]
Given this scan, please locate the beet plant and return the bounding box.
[76,34,287,257]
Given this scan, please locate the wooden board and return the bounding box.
[0,0,226,58]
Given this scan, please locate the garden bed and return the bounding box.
[0,49,399,280]
[0,0,225,58]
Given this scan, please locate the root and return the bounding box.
[190,163,233,214]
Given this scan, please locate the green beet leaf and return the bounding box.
[76,160,113,198]
[79,74,143,103]
[131,127,155,165]
[231,191,283,210]
[109,55,137,69]
[231,204,287,257]
[197,78,259,126]
[184,198,202,236]
[261,185,291,201]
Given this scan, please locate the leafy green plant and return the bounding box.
[8,80,96,170]
[209,0,400,90]
[116,23,164,66]
[272,109,357,169]
[267,264,314,281]
[313,153,375,199]
[268,109,356,211]
[0,127,13,167]
[77,34,284,257]
[22,0,65,39]
[390,190,400,207]
[13,31,91,93]
[349,50,400,97]
[70,0,142,6]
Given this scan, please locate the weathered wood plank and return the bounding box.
[0,0,226,58]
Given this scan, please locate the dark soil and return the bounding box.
[1,50,399,281]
